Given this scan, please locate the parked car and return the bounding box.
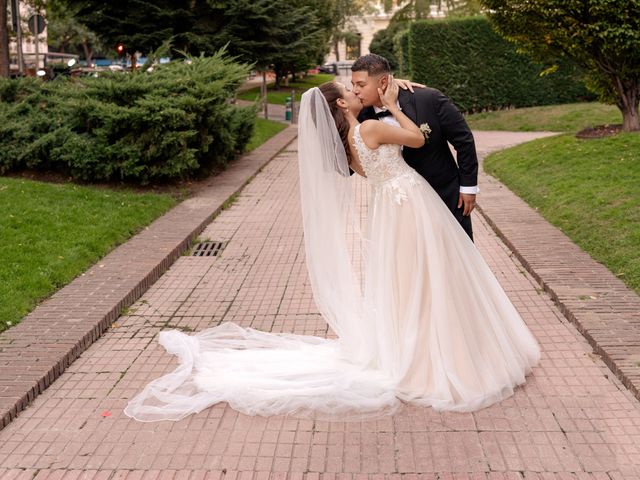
[318,63,337,75]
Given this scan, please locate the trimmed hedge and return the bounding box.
[0,50,256,184]
[397,17,594,113]
[394,29,410,78]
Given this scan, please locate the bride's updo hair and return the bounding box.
[318,82,353,165]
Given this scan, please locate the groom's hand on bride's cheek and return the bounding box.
[395,78,426,93]
[458,193,476,216]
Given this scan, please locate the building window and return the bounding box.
[345,33,361,60]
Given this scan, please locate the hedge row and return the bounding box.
[395,17,594,113]
[394,28,410,78]
[0,50,256,184]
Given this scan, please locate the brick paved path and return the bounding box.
[1,133,640,480]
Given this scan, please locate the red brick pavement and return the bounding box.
[0,126,299,431]
[1,132,639,479]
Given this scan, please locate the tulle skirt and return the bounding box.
[362,172,540,412]
[124,171,540,422]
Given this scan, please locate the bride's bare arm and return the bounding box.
[360,117,425,150]
[359,75,425,150]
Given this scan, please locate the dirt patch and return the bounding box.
[576,123,623,139]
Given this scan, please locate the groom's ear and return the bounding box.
[378,73,389,91]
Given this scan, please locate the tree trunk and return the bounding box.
[261,70,268,120]
[334,38,340,62]
[81,40,92,64]
[0,0,9,78]
[615,77,640,132]
[131,52,137,71]
[274,65,282,90]
[621,102,640,132]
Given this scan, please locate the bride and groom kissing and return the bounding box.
[123,53,540,422]
[348,53,478,241]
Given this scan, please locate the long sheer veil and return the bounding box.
[123,87,399,422]
[296,87,373,366]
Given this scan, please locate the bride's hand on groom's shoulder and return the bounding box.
[395,78,427,93]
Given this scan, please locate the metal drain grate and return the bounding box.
[192,241,228,257]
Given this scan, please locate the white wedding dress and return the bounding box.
[124,91,540,422]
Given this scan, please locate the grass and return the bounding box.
[484,132,640,294]
[466,102,621,132]
[0,112,287,331]
[247,118,288,152]
[0,179,177,331]
[237,73,335,104]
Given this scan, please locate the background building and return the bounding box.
[324,1,445,64]
[9,0,49,73]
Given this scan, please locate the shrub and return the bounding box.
[0,49,256,184]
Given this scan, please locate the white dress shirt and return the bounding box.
[372,104,479,194]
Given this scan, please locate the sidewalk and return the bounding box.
[1,131,639,479]
[235,99,298,124]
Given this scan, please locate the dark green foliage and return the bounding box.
[215,0,327,86]
[399,17,594,113]
[369,22,408,72]
[74,0,192,56]
[394,30,410,78]
[70,0,331,78]
[481,0,640,131]
[0,50,256,184]
[46,0,105,60]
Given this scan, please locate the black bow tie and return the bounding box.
[375,109,393,119]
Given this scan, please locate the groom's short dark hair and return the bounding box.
[351,54,391,76]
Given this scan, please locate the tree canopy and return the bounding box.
[46,0,103,62]
[481,0,640,131]
[65,0,350,78]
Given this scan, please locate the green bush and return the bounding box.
[394,29,410,78]
[0,50,256,184]
[370,22,409,72]
[397,17,594,113]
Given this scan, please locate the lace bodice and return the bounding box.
[352,124,419,204]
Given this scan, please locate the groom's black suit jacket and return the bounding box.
[358,88,478,240]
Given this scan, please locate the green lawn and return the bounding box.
[484,132,640,294]
[0,179,177,331]
[247,118,288,152]
[0,116,288,332]
[237,73,335,104]
[466,102,621,132]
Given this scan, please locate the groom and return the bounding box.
[352,54,478,241]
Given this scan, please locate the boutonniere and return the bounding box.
[419,122,431,143]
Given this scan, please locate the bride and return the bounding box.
[123,78,540,422]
